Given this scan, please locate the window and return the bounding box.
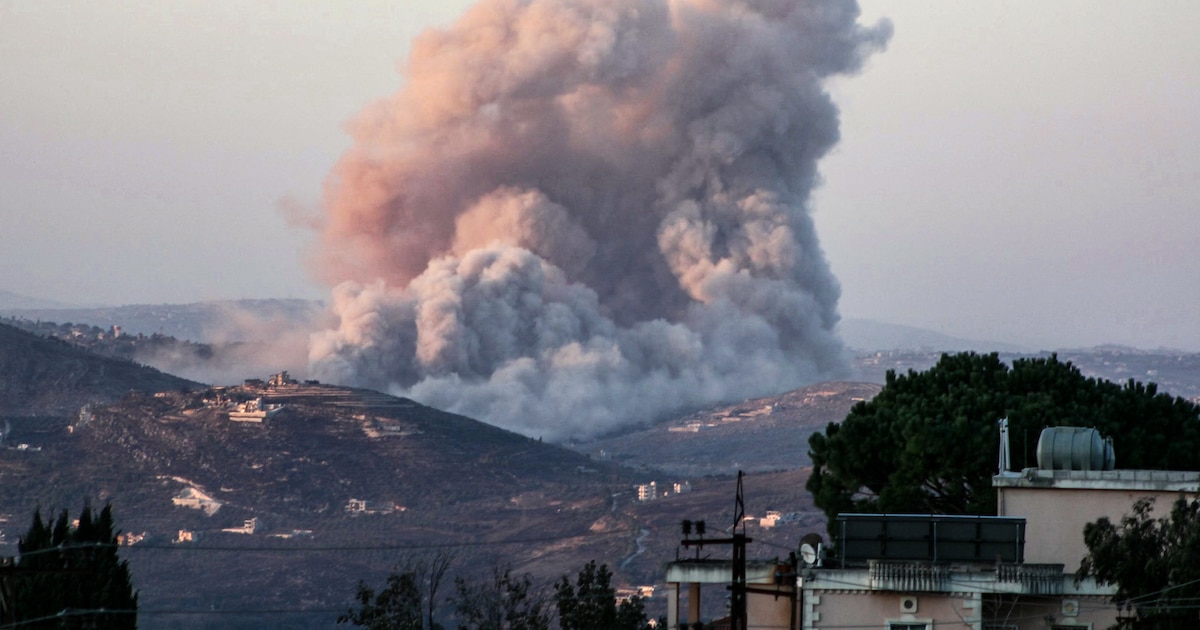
[888,624,928,630]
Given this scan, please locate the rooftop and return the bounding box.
[994,467,1200,492]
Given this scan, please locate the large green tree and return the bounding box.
[10,503,138,629]
[1078,495,1200,629]
[807,352,1200,525]
[553,561,650,630]
[339,571,425,630]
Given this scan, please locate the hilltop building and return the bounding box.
[228,397,283,422]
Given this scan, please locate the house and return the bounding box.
[172,486,223,515]
[228,397,283,422]
[222,517,260,535]
[797,426,1200,630]
[664,426,1200,629]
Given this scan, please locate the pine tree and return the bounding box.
[10,503,138,629]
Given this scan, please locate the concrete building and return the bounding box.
[228,397,283,422]
[665,426,1200,629]
[665,559,797,630]
[796,426,1200,630]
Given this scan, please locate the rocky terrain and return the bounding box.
[0,380,640,628]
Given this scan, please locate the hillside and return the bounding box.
[0,322,200,416]
[0,381,642,628]
[573,381,883,476]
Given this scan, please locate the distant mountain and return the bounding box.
[836,317,1031,353]
[0,298,323,343]
[0,289,75,311]
[0,322,200,416]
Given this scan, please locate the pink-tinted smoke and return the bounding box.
[309,0,891,439]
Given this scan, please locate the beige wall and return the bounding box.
[805,590,975,629]
[807,590,1117,630]
[747,590,795,630]
[998,486,1195,572]
[990,595,1116,630]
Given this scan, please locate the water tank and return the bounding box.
[1036,427,1115,471]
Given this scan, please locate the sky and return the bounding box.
[1,1,1197,352]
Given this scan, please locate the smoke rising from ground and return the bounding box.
[308,0,891,440]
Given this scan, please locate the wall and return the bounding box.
[996,472,1200,572]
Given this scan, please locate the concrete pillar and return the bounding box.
[667,582,679,629]
[688,582,701,627]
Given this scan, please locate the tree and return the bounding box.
[807,352,1200,527]
[340,571,425,630]
[10,503,138,629]
[340,551,455,630]
[553,561,651,630]
[453,563,551,630]
[1078,496,1200,629]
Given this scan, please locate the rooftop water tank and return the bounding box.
[1036,426,1115,471]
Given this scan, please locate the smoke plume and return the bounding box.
[309,0,891,440]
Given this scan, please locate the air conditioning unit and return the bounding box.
[1061,599,1079,617]
[900,596,918,614]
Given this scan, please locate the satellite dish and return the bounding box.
[799,533,825,567]
[800,543,818,566]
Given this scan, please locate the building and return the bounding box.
[664,426,1200,629]
[172,487,223,516]
[664,559,798,630]
[228,397,284,422]
[797,426,1200,630]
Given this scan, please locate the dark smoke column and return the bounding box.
[309,0,891,440]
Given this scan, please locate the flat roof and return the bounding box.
[994,468,1200,492]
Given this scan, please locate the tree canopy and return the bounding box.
[339,571,425,630]
[1079,495,1200,629]
[553,561,651,630]
[454,563,551,630]
[339,552,454,630]
[807,352,1200,525]
[11,503,138,629]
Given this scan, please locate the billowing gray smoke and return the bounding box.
[308,0,891,440]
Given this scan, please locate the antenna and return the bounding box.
[998,417,1011,474]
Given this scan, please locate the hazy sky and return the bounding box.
[2,1,1197,351]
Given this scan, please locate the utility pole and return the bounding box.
[680,471,751,630]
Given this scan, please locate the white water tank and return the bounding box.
[1036,426,1115,471]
